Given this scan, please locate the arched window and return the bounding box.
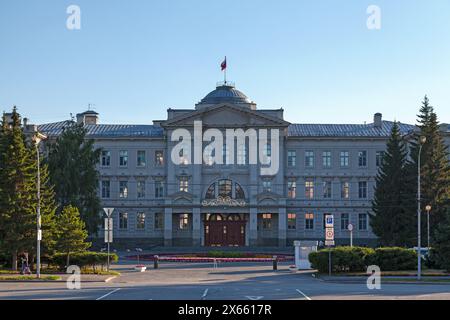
[228,214,241,221]
[204,179,245,200]
[209,214,223,221]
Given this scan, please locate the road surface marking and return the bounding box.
[96,288,121,300]
[296,289,312,300]
[246,296,263,300]
[201,289,209,300]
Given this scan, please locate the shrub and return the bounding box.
[309,246,374,273]
[370,247,417,271]
[50,252,118,271]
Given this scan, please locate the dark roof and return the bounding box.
[198,84,252,105]
[38,121,164,138]
[287,121,415,137]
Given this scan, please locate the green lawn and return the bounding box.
[0,275,61,281]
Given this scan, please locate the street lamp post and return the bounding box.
[425,205,432,249]
[417,136,426,281]
[33,135,42,279]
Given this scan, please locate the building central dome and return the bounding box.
[196,82,255,110]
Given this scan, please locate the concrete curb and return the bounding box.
[316,276,450,285]
[0,275,118,283]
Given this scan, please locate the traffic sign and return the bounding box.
[325,227,334,241]
[103,207,114,218]
[348,223,354,232]
[104,218,113,243]
[325,240,335,246]
[325,215,334,228]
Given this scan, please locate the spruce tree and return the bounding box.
[432,207,450,271]
[55,205,91,266]
[407,96,450,246]
[47,121,102,234]
[0,108,37,270]
[370,122,416,246]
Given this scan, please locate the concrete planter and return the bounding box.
[134,265,147,272]
[288,265,298,273]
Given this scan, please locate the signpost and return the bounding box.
[103,208,114,271]
[325,215,335,276]
[348,223,354,247]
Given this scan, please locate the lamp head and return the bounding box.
[420,136,427,145]
[425,205,432,212]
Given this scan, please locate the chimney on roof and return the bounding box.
[374,113,382,128]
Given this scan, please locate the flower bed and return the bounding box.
[125,253,294,263]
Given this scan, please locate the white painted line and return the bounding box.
[296,289,312,300]
[201,289,209,300]
[96,288,121,300]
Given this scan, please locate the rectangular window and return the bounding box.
[119,150,128,167]
[179,176,189,193]
[341,213,349,230]
[101,151,111,167]
[137,180,146,199]
[376,151,384,167]
[263,180,272,193]
[237,144,247,165]
[322,213,332,229]
[262,213,272,230]
[179,214,189,230]
[222,144,229,164]
[358,150,367,167]
[154,212,164,229]
[136,212,146,229]
[288,179,296,199]
[305,213,314,230]
[119,212,128,229]
[340,151,349,167]
[155,181,164,198]
[287,213,297,230]
[305,180,314,199]
[341,181,350,199]
[322,151,332,168]
[358,181,368,199]
[359,213,368,230]
[101,180,110,199]
[323,180,332,199]
[155,151,164,166]
[137,150,146,167]
[287,150,296,167]
[119,181,128,198]
[305,151,314,168]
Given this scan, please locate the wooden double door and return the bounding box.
[204,214,246,247]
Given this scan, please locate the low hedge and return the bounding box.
[309,246,417,273]
[50,252,118,271]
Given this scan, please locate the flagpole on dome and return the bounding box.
[221,56,227,84]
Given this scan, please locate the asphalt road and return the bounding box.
[1,262,450,300]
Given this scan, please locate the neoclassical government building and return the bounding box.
[38,82,450,248]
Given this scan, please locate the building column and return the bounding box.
[249,208,258,246]
[278,207,287,247]
[192,208,201,246]
[164,207,173,247]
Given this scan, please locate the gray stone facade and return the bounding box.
[37,83,450,248]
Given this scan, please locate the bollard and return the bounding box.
[154,255,159,269]
[272,255,278,271]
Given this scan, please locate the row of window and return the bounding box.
[101,179,370,200]
[101,150,164,168]
[100,149,384,169]
[285,180,369,199]
[287,150,384,168]
[260,212,369,231]
[115,212,369,232]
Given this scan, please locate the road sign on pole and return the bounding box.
[325,215,334,228]
[103,208,114,271]
[348,223,354,247]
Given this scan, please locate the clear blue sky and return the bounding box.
[1,0,449,125]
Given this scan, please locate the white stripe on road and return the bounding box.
[201,289,209,300]
[96,288,121,300]
[296,289,312,300]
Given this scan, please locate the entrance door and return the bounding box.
[204,214,246,247]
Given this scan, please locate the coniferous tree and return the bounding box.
[0,108,58,270]
[406,96,450,246]
[370,122,416,246]
[54,205,91,266]
[47,121,102,234]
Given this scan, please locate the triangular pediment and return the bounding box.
[163,104,289,128]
